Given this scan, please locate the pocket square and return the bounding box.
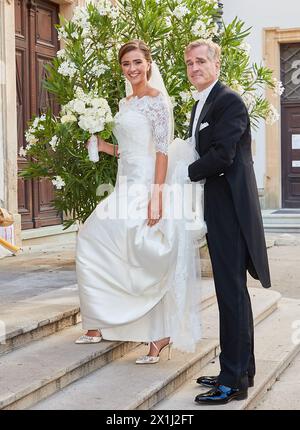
[199,122,209,131]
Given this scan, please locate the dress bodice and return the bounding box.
[113,93,170,159]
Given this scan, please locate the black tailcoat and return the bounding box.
[188,81,271,289]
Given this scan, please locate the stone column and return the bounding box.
[0,1,5,209]
[1,0,21,246]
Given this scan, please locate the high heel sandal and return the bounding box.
[75,331,102,344]
[135,340,173,364]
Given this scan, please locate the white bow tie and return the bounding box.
[192,91,207,102]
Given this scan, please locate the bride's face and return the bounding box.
[120,49,150,86]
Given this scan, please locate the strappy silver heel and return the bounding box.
[75,331,102,344]
[135,340,173,364]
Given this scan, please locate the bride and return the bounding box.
[75,39,206,362]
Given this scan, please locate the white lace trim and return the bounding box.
[163,162,205,353]
[119,94,170,155]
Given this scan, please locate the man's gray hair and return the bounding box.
[185,39,221,62]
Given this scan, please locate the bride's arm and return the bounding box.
[147,97,171,227]
[97,137,119,157]
[86,136,118,157]
[147,153,168,227]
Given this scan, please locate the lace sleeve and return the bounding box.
[150,96,171,155]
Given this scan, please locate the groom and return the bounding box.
[185,40,271,405]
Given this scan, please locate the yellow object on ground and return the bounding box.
[0,237,20,253]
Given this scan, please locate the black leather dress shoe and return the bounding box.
[194,385,248,405]
[196,375,254,388]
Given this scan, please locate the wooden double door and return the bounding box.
[281,43,300,208]
[15,0,62,229]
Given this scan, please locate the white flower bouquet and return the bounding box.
[61,87,114,162]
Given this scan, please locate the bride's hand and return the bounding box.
[147,193,162,227]
[85,136,106,152]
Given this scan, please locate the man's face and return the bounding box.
[185,45,220,91]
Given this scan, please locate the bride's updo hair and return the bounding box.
[118,39,152,80]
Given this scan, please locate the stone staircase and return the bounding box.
[262,210,300,234]
[0,279,298,410]
[153,297,300,410]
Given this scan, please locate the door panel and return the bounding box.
[280,43,300,208]
[281,105,300,208]
[16,0,62,229]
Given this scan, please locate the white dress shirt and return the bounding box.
[191,79,218,145]
[188,80,218,183]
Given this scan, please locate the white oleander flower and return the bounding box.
[71,6,90,29]
[184,111,191,126]
[90,63,109,77]
[58,60,77,78]
[106,50,114,62]
[25,130,38,146]
[110,6,119,20]
[266,104,280,125]
[19,147,27,157]
[49,135,59,151]
[52,176,65,190]
[32,114,45,129]
[173,5,190,19]
[207,0,219,9]
[240,42,251,54]
[231,80,244,95]
[57,27,68,41]
[242,92,256,111]
[179,91,191,103]
[191,20,208,38]
[93,0,118,18]
[57,49,67,60]
[83,38,91,48]
[272,78,285,96]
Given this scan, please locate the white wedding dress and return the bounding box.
[76,93,206,352]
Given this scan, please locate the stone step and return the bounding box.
[254,350,300,410]
[263,224,300,234]
[262,209,300,234]
[0,286,80,355]
[0,279,215,356]
[27,288,280,410]
[21,225,78,247]
[262,210,300,233]
[0,279,216,410]
[152,296,300,410]
[0,325,138,410]
[262,209,300,223]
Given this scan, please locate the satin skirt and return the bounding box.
[76,138,206,351]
